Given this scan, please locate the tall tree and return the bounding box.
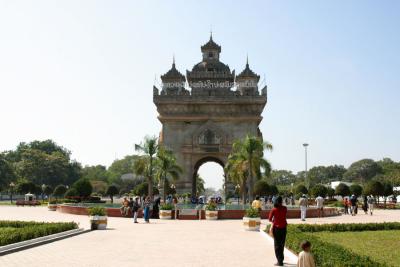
[154,147,182,201]
[196,174,206,195]
[134,136,159,198]
[230,135,272,201]
[225,153,248,204]
[343,159,382,184]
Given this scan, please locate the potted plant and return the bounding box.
[48,199,58,211]
[243,207,261,231]
[159,203,174,219]
[88,206,107,230]
[205,202,218,220]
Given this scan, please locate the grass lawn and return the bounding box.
[313,230,400,267]
[0,221,78,246]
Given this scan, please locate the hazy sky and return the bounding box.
[1,1,399,190]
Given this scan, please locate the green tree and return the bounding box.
[349,184,363,197]
[43,185,53,196]
[81,165,109,182]
[363,180,384,201]
[72,179,93,199]
[196,174,205,195]
[131,182,159,196]
[225,152,248,204]
[155,147,182,202]
[16,180,36,194]
[343,159,382,184]
[134,136,159,199]
[64,187,79,199]
[310,184,328,198]
[107,155,139,184]
[106,184,119,203]
[230,135,273,201]
[53,185,67,198]
[269,170,296,186]
[326,187,335,199]
[0,153,16,189]
[308,165,347,186]
[295,184,308,195]
[335,183,350,197]
[253,180,271,196]
[270,184,279,196]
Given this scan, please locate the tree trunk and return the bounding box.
[110,196,113,204]
[163,174,167,203]
[148,156,153,199]
[242,180,247,206]
[248,157,254,202]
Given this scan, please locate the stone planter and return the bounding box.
[159,210,172,220]
[47,204,57,211]
[90,215,107,230]
[242,217,261,231]
[205,210,218,220]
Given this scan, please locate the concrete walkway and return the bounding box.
[0,206,297,267]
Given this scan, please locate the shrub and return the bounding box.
[64,188,79,199]
[349,184,363,197]
[310,184,328,198]
[295,184,308,195]
[72,179,93,198]
[205,202,217,211]
[0,221,77,246]
[335,183,350,197]
[160,203,174,210]
[253,180,271,196]
[244,207,260,218]
[53,184,67,197]
[88,206,106,216]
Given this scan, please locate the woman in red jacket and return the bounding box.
[268,196,287,266]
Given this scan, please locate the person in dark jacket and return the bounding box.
[350,195,358,216]
[269,196,288,266]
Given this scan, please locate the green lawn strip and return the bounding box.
[314,230,400,267]
[0,221,78,246]
[265,223,400,267]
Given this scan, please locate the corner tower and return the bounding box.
[153,35,268,195]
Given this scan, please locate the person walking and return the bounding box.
[299,194,308,221]
[252,195,262,212]
[132,197,140,223]
[143,196,152,223]
[350,194,358,216]
[315,195,324,218]
[268,196,288,267]
[362,196,368,215]
[297,241,316,267]
[367,195,375,216]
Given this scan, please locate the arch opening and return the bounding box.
[192,157,225,198]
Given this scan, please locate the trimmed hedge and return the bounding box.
[0,220,78,246]
[265,223,400,267]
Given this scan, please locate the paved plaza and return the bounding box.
[1,207,400,267]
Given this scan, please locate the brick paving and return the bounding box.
[0,206,399,267]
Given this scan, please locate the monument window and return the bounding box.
[208,52,214,58]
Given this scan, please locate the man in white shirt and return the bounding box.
[299,194,308,221]
[315,195,324,218]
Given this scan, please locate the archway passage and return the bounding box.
[192,157,225,197]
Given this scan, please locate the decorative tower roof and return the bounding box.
[201,33,221,53]
[161,57,186,82]
[236,57,260,81]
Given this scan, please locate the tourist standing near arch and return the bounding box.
[269,196,288,267]
[315,195,324,218]
[299,194,308,221]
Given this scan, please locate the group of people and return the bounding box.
[343,195,375,216]
[119,196,153,223]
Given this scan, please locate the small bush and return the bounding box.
[244,207,260,218]
[88,206,106,216]
[160,203,174,210]
[205,202,217,211]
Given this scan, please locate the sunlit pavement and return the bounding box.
[1,206,399,267]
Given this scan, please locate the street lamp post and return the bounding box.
[9,182,15,204]
[303,143,309,190]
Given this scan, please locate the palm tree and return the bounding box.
[230,134,273,202]
[225,153,249,204]
[134,136,159,199]
[155,147,182,202]
[196,174,206,195]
